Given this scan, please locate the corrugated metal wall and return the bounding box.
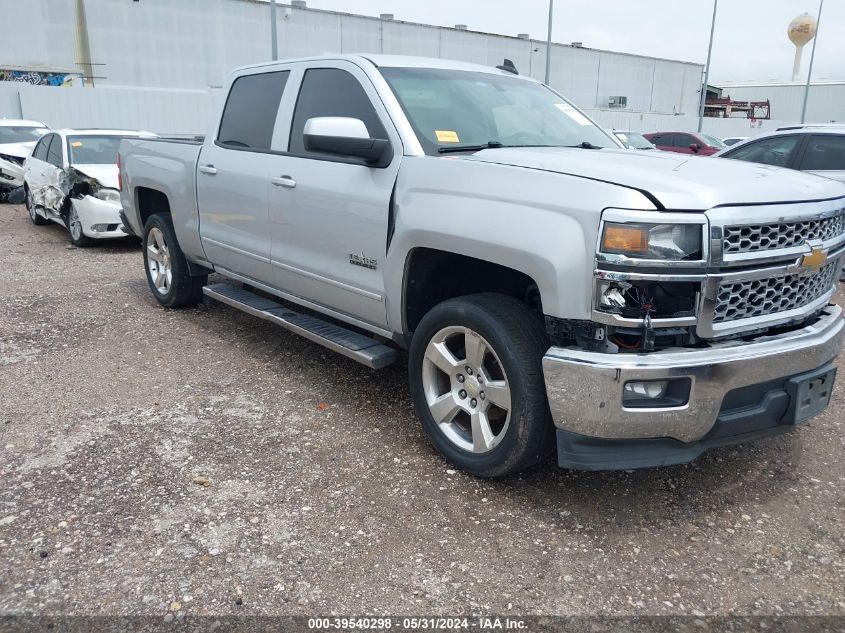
[717,83,845,123]
[2,0,703,115]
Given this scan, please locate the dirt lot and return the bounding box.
[1,202,844,620]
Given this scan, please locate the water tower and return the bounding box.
[788,13,818,81]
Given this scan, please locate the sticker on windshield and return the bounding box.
[554,103,592,126]
[71,141,83,147]
[435,130,460,143]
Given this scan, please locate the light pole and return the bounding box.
[270,0,279,61]
[544,0,554,85]
[801,0,824,123]
[697,0,718,132]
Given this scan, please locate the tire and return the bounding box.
[25,186,48,225]
[142,213,206,307]
[408,293,555,477]
[67,202,94,247]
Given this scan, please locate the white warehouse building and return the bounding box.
[0,0,706,134]
[716,81,845,124]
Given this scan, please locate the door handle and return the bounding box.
[198,164,218,175]
[271,175,296,188]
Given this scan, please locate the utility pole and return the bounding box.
[697,0,718,132]
[801,0,824,123]
[544,0,554,85]
[270,0,279,61]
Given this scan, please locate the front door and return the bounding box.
[196,69,291,285]
[267,63,402,328]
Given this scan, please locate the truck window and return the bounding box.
[217,71,289,151]
[289,68,388,157]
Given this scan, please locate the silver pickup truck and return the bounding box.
[119,55,845,477]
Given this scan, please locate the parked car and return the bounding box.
[612,130,656,150]
[24,129,156,246]
[0,118,49,203]
[722,136,748,147]
[119,54,844,477]
[715,125,845,184]
[643,131,727,156]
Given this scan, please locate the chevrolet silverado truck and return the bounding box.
[118,55,845,477]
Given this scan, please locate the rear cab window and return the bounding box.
[217,71,290,151]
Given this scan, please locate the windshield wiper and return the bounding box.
[438,142,566,154]
[438,141,505,154]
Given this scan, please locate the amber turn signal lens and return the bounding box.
[602,224,649,254]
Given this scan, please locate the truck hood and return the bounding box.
[461,147,845,210]
[0,141,36,159]
[70,164,119,190]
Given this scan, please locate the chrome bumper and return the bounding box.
[542,305,843,443]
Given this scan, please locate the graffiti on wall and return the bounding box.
[0,69,82,87]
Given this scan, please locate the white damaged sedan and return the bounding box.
[0,119,50,202]
[24,129,156,246]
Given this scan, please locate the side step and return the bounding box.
[203,283,397,369]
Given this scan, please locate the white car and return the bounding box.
[24,129,156,246]
[715,125,845,185]
[722,136,748,147]
[611,130,656,150]
[0,119,50,202]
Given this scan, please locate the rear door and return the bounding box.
[796,134,845,184]
[196,69,290,285]
[265,61,403,327]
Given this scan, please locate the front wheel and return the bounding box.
[67,202,94,247]
[25,186,48,225]
[143,213,206,307]
[408,293,554,477]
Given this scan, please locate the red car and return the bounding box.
[643,131,727,156]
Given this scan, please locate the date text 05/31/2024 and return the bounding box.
[307,617,529,630]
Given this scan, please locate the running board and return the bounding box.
[203,283,396,369]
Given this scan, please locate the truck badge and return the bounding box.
[801,246,827,272]
[349,252,378,270]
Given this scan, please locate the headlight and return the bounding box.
[93,188,121,203]
[600,222,703,261]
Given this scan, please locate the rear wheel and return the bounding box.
[25,186,48,225]
[143,213,206,307]
[67,202,94,247]
[408,293,554,477]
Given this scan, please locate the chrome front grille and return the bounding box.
[723,210,845,255]
[712,259,840,323]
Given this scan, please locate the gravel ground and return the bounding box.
[1,202,844,620]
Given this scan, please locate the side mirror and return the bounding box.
[303,117,390,165]
[689,143,700,153]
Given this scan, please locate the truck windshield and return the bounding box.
[67,136,126,165]
[379,67,617,155]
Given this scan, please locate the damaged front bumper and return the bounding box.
[0,156,24,190]
[542,305,843,470]
[73,195,129,239]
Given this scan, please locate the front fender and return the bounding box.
[385,156,656,333]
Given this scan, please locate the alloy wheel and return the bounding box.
[421,326,512,453]
[146,226,172,295]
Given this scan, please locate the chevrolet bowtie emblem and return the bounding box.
[801,247,828,272]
